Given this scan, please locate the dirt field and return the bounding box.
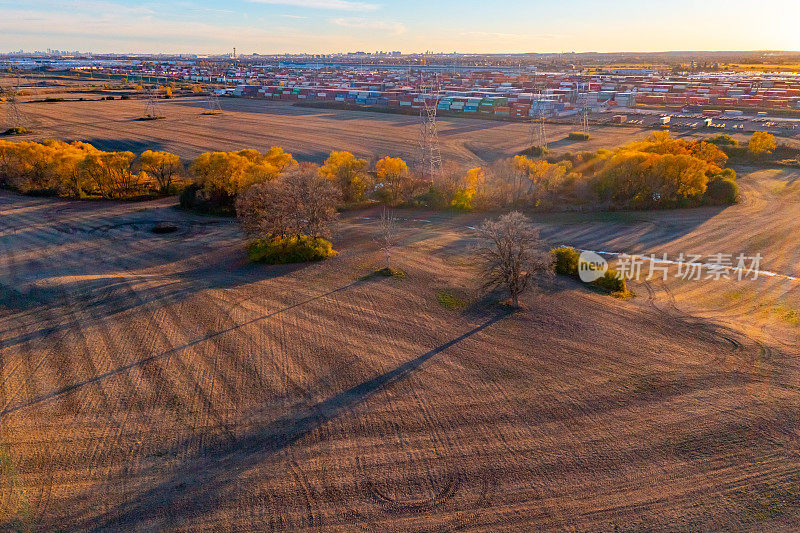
[8,94,771,167]
[1,161,799,530]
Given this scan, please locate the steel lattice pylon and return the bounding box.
[205,91,223,114]
[578,107,589,135]
[530,114,547,151]
[418,77,442,179]
[5,91,25,129]
[2,75,28,130]
[143,87,161,119]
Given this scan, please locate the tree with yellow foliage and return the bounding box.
[748,131,777,156]
[450,167,485,211]
[140,150,182,194]
[45,140,99,198]
[188,147,297,210]
[319,151,370,203]
[375,156,412,205]
[78,151,140,199]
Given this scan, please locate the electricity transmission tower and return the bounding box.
[529,112,547,151]
[418,75,442,179]
[578,107,589,135]
[143,88,160,119]
[136,71,162,120]
[3,76,27,130]
[204,90,223,115]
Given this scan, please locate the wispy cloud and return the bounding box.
[281,14,309,19]
[331,17,405,35]
[246,0,379,11]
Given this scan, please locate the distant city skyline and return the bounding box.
[1,0,798,55]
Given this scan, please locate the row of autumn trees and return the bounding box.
[179,149,439,214]
[183,133,743,214]
[0,140,182,198]
[2,131,746,210]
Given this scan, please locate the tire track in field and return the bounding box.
[90,220,243,458]
[0,203,82,523]
[0,220,84,414]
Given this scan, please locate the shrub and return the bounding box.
[704,176,739,205]
[568,132,590,141]
[520,145,549,157]
[707,134,738,147]
[592,269,628,294]
[2,127,28,136]
[247,235,337,264]
[551,246,580,277]
[179,182,202,209]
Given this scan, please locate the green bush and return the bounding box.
[247,235,337,264]
[2,127,28,136]
[706,134,738,147]
[520,145,549,157]
[704,177,739,205]
[568,132,590,141]
[592,269,627,294]
[551,246,580,277]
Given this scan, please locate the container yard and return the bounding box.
[7,55,800,120]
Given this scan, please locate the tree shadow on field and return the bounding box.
[73,137,171,154]
[0,200,321,351]
[0,265,421,416]
[69,311,509,531]
[528,205,731,255]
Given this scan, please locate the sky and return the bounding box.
[1,0,799,55]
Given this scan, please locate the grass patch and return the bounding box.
[436,290,466,311]
[0,444,34,532]
[360,267,405,281]
[568,131,590,141]
[247,235,337,265]
[375,267,405,278]
[724,289,746,301]
[774,305,799,326]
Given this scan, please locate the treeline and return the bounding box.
[0,140,183,198]
[1,131,752,210]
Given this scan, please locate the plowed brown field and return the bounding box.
[1,161,799,531]
[12,95,773,165]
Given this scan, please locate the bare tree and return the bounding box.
[375,208,400,270]
[473,211,551,307]
[236,165,341,239]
